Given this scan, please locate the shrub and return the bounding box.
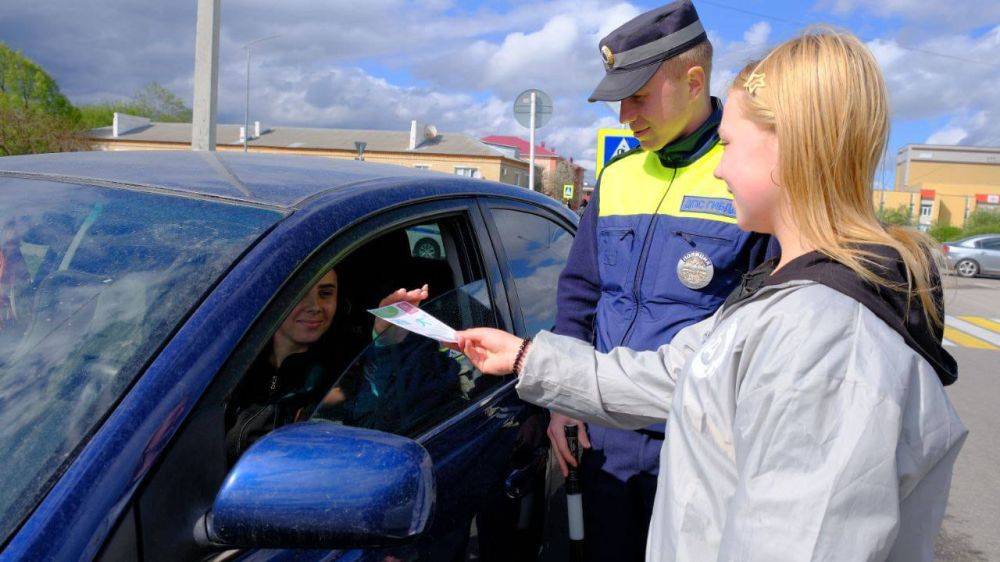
[929,223,964,242]
[876,204,913,226]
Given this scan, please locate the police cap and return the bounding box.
[589,0,708,102]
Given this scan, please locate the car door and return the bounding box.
[119,197,539,562]
[476,198,579,560]
[980,236,1000,273]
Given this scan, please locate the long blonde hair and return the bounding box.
[734,29,942,326]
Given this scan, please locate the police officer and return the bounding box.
[549,2,775,560]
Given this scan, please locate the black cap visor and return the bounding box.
[588,61,660,102]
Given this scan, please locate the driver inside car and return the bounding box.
[224,268,429,463]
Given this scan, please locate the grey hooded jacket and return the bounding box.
[518,265,967,561]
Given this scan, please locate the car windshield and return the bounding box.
[0,178,280,542]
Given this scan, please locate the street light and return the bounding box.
[243,34,279,152]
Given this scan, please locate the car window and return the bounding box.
[981,237,1000,250]
[225,214,503,456]
[0,179,280,544]
[313,279,499,437]
[490,208,574,336]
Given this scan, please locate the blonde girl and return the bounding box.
[454,29,966,561]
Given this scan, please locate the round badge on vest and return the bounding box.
[677,251,714,289]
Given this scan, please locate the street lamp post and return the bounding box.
[243,35,279,152]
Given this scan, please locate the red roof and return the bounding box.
[481,135,559,158]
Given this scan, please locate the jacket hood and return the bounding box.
[725,244,957,386]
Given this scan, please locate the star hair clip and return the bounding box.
[743,71,766,97]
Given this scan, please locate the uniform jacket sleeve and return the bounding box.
[553,186,601,343]
[514,318,710,429]
[719,300,909,561]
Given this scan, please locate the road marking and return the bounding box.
[942,338,956,347]
[959,316,1000,335]
[943,327,997,350]
[945,316,1000,350]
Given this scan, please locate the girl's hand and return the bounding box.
[454,328,525,375]
[373,285,429,335]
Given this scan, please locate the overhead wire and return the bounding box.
[696,0,998,68]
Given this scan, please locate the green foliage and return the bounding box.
[0,42,80,121]
[928,223,963,243]
[78,102,128,130]
[542,159,579,203]
[876,204,913,226]
[0,42,87,155]
[78,82,192,129]
[962,209,1000,237]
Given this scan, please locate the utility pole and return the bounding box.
[243,35,279,152]
[191,0,221,151]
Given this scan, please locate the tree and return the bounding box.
[962,208,1000,237]
[78,82,192,129]
[0,42,88,155]
[541,159,578,204]
[876,204,913,227]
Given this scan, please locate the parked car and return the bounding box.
[943,234,1000,277]
[0,151,578,561]
[405,224,445,260]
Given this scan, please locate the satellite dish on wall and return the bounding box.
[424,124,438,140]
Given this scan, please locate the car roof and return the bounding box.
[0,150,543,211]
[953,234,999,244]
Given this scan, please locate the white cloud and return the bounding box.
[22,0,960,184]
[707,23,774,97]
[926,126,969,145]
[822,0,1000,31]
[868,25,1000,145]
[743,22,772,47]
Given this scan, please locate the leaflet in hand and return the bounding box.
[368,301,458,343]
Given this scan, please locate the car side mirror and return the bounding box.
[206,420,434,549]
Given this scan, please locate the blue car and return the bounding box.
[0,151,577,561]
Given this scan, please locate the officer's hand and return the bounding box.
[547,411,591,477]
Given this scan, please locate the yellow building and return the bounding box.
[86,116,532,187]
[874,144,1000,229]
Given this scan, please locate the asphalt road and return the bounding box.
[935,275,1000,561]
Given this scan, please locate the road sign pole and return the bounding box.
[528,91,536,192]
[513,89,551,192]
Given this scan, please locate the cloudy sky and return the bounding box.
[2,0,998,184]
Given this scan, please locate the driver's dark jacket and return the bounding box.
[225,348,332,463]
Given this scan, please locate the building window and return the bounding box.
[414,164,430,170]
[920,201,933,218]
[454,167,478,178]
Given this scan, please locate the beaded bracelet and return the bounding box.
[512,337,532,376]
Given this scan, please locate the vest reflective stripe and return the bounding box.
[597,144,736,224]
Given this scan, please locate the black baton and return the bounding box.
[565,425,585,560]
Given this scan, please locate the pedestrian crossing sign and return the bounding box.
[596,129,640,178]
[563,184,574,199]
